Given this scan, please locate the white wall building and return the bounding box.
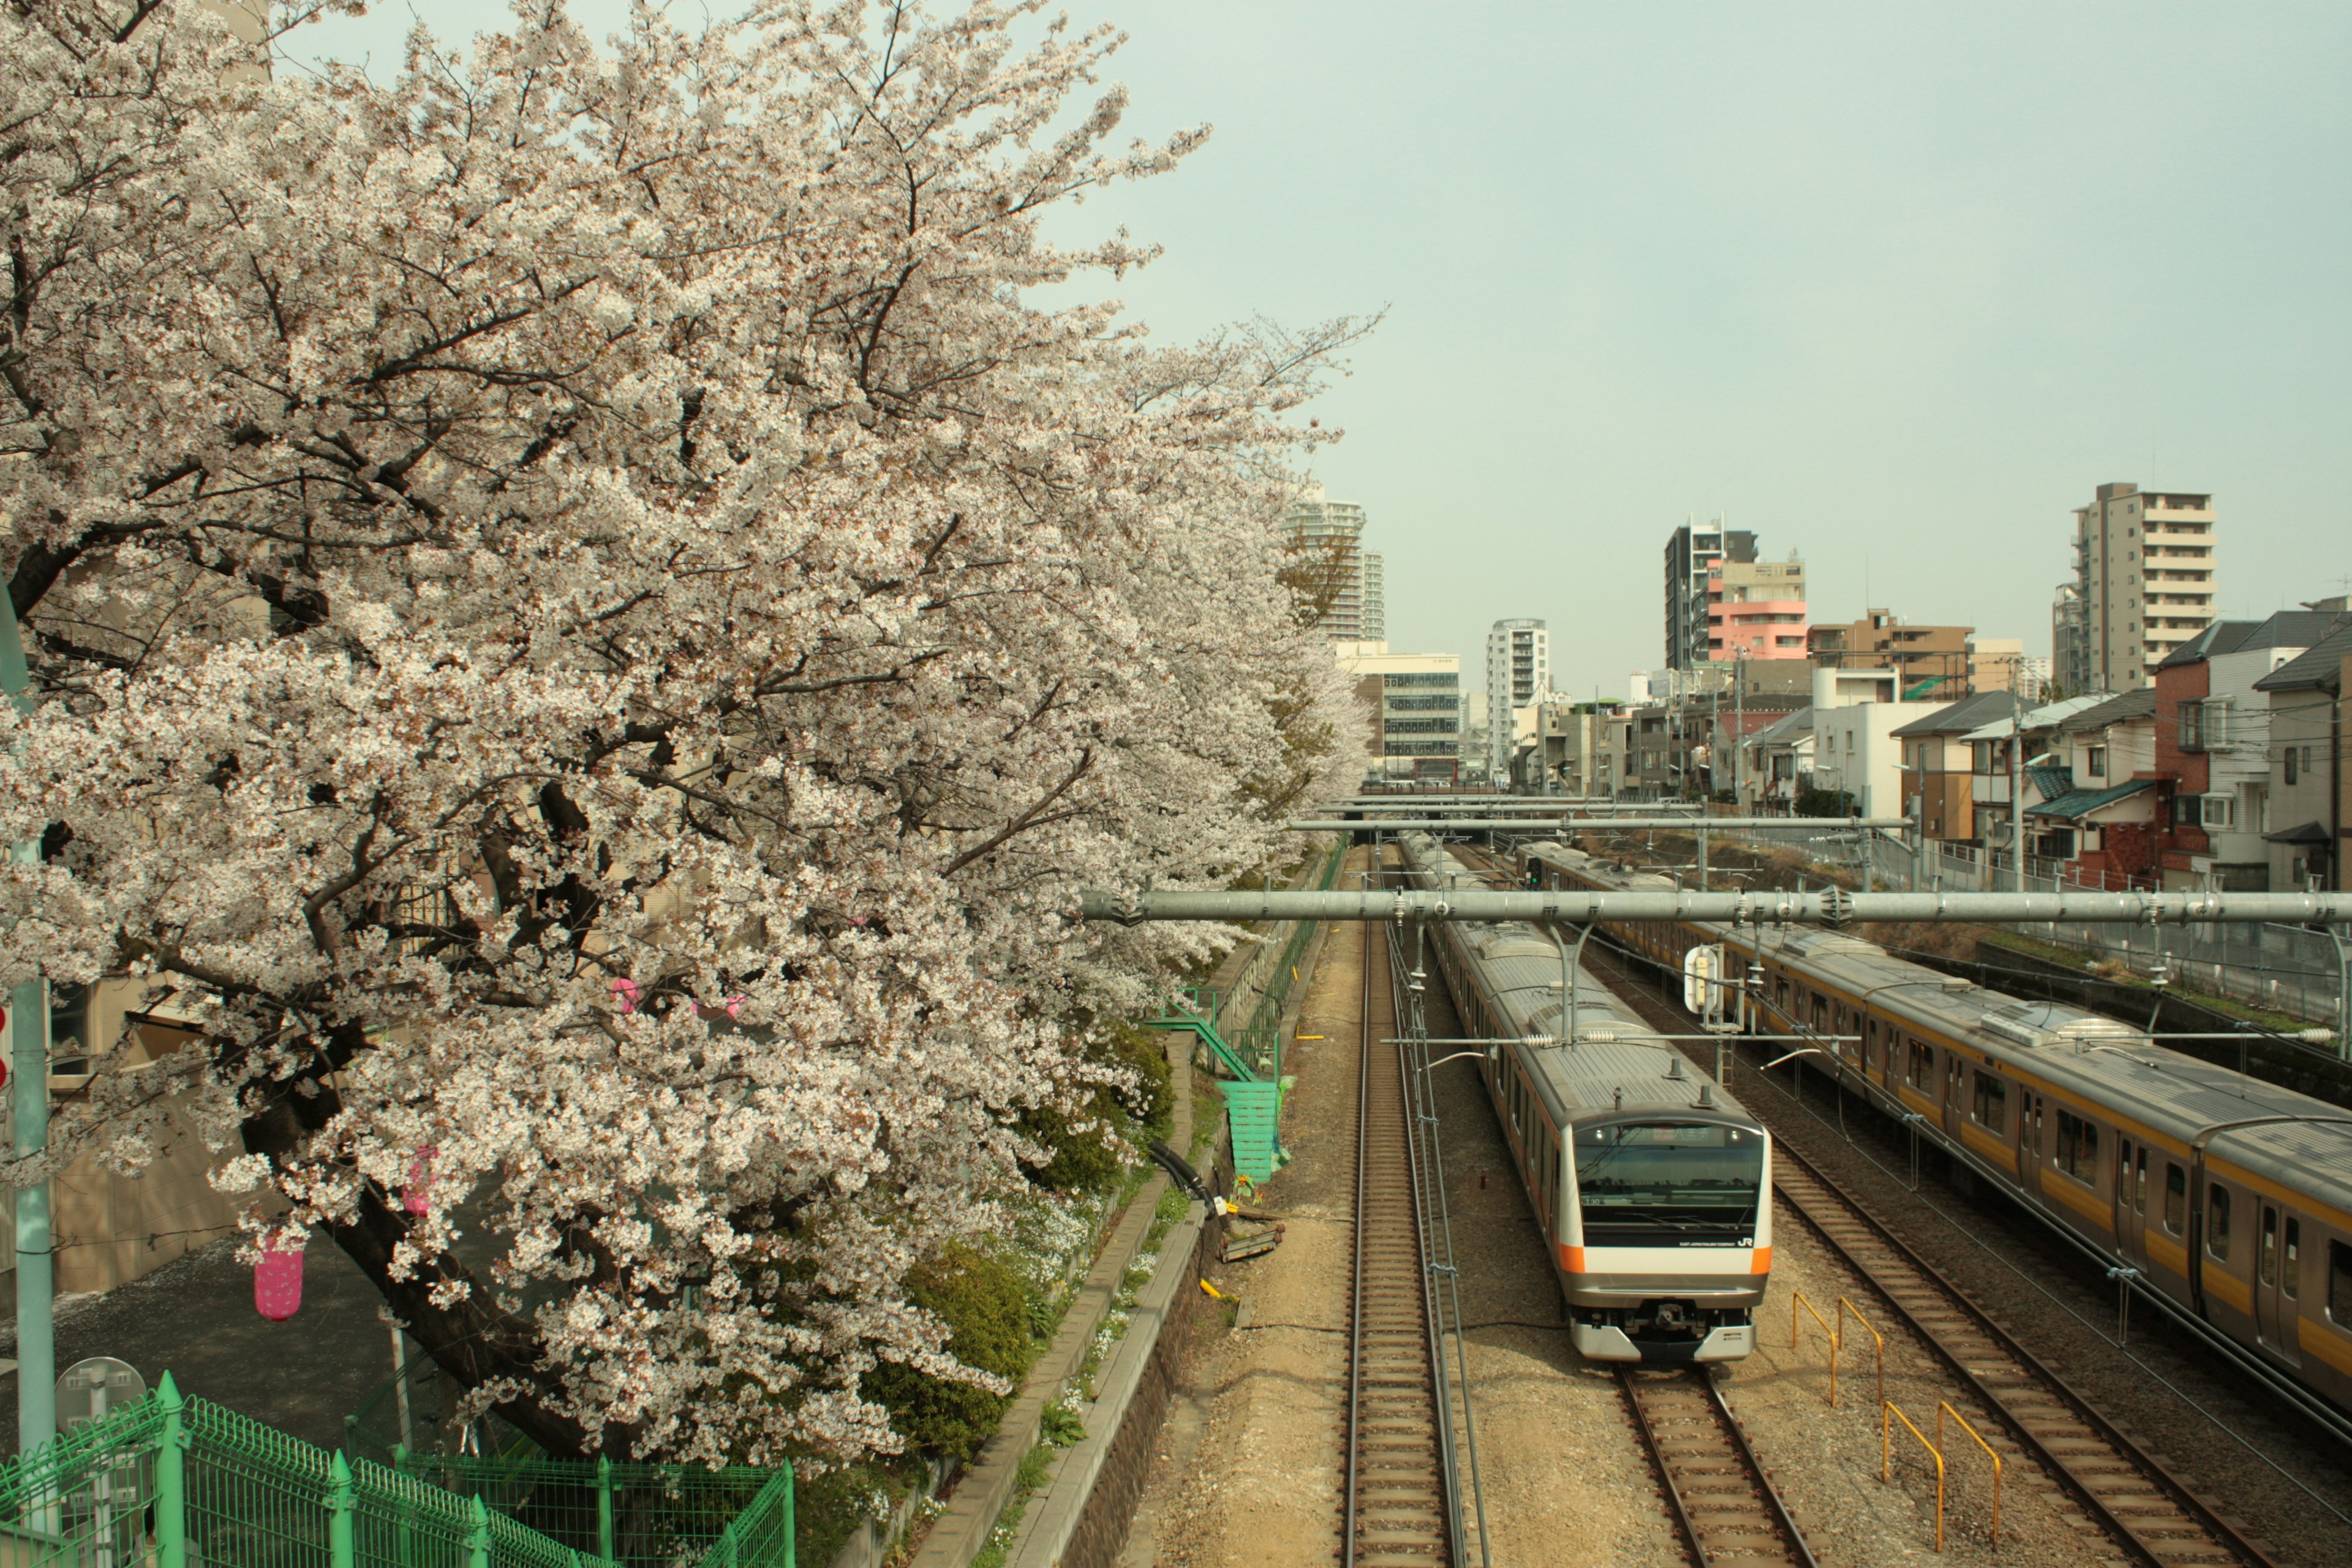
[1805,666,1943,820]
[1485,619,1549,778]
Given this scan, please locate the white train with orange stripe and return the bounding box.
[1518,837,2352,1420]
[1397,832,1770,1363]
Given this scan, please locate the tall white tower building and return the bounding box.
[1485,619,1550,780]
[1280,486,1381,641]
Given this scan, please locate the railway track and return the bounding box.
[1619,1365,1819,1568]
[1345,891,1456,1567]
[1574,936,2280,1568]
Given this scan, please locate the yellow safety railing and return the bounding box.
[1790,1290,1838,1406]
[1882,1401,1945,1553]
[1938,1402,2003,1547]
[1838,1297,1885,1414]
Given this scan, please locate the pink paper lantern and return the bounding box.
[404,1146,439,1216]
[255,1243,305,1322]
[611,978,641,1014]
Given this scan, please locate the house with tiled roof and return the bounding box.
[2155,609,2350,889]
[2027,690,2164,887]
[1889,690,2024,843]
[2253,612,2352,890]
[1957,693,2111,858]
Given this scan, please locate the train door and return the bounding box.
[2255,1204,2301,1367]
[1940,1050,1963,1140]
[2016,1093,2044,1200]
[2113,1137,2147,1267]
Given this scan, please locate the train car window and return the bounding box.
[1970,1069,2007,1131]
[2331,1242,2352,1324]
[1905,1041,1931,1091]
[2135,1148,2147,1214]
[2165,1164,2186,1234]
[2056,1110,2098,1183]
[2207,1184,2232,1262]
[2260,1210,2277,1286]
[2285,1219,2300,1297]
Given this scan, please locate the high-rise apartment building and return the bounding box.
[1664,519,1757,669]
[1280,485,1382,641]
[2065,482,2216,690]
[1485,619,1550,778]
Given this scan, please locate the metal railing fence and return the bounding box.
[0,1373,790,1568]
[1689,822,2346,1030]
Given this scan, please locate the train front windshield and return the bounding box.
[1575,1123,1762,1246]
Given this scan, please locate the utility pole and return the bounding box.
[0,594,54,1457]
[1734,652,1746,812]
[2011,695,2026,894]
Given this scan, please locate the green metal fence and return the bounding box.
[0,1373,791,1568]
[390,1453,780,1568]
[345,1356,789,1568]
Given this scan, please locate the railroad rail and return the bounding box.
[1619,1366,1819,1568]
[1346,869,1457,1567]
[1773,1136,2273,1567]
[1571,937,2281,1568]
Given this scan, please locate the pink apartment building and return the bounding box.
[1708,557,1809,660]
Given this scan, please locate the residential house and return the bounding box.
[2153,611,2348,889]
[1892,691,2026,843]
[2028,690,2163,886]
[1708,699,1807,804]
[1740,707,1815,813]
[1959,693,2113,854]
[1532,701,1633,796]
[2253,617,2352,890]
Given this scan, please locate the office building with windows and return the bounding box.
[1338,642,1463,783]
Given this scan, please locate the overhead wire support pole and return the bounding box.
[0,591,53,1458]
[1287,816,1916,833]
[1079,888,2352,925]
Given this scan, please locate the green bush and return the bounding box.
[864,1243,1039,1460]
[1794,786,1856,819]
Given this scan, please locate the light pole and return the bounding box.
[0,592,55,1457]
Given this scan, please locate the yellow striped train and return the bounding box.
[1515,835,2352,1420]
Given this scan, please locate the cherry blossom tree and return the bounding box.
[1,0,1365,1463]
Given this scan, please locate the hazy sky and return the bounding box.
[288,2,2352,701]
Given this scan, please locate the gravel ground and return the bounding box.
[1732,1195,2116,1567]
[1118,884,1362,1568]
[1586,937,2352,1568]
